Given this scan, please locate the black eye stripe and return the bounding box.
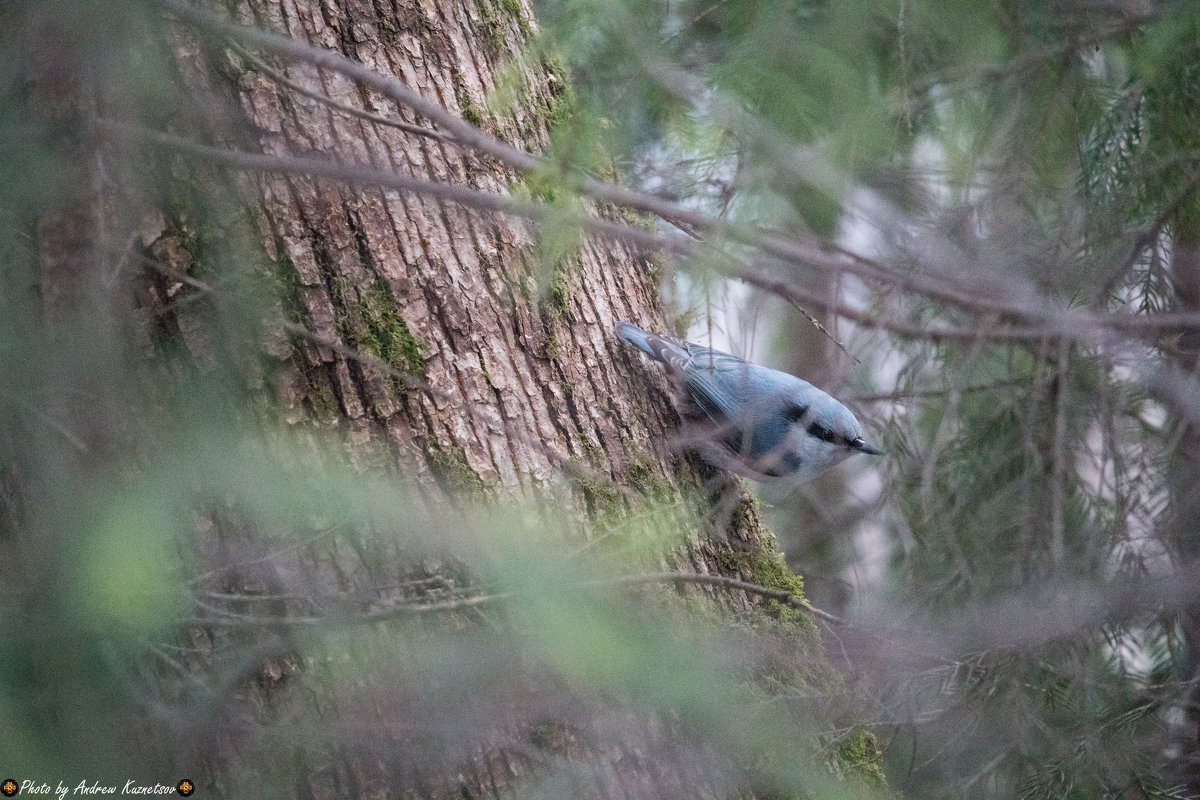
[786,404,849,446]
[805,423,846,446]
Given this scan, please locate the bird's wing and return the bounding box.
[679,347,750,421]
[680,348,795,459]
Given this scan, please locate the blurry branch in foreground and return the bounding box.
[192,570,845,628]
[147,1,1200,353]
[97,115,1200,351]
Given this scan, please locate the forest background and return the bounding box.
[3,0,1200,797]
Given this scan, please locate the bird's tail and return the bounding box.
[614,321,690,370]
[614,321,655,355]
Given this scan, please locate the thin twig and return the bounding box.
[231,42,450,143]
[783,296,861,365]
[1050,339,1071,563]
[0,390,91,454]
[190,569,842,627]
[741,263,1200,338]
[601,571,844,623]
[853,379,1025,403]
[190,568,975,670]
[1100,161,1200,298]
[132,250,217,294]
[99,119,1200,347]
[94,118,691,261]
[193,589,509,626]
[156,0,1072,323]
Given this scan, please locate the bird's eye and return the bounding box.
[807,423,837,443]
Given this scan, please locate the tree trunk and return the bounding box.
[18,0,837,796]
[77,0,816,796]
[160,0,745,531]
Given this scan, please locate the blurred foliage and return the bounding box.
[7,0,1200,797]
[0,1,881,798]
[531,0,1200,796]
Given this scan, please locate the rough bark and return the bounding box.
[162,0,715,519]
[134,0,790,572]
[21,0,846,796]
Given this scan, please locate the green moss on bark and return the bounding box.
[474,0,530,51]
[331,278,426,379]
[429,444,489,498]
[573,462,624,519]
[714,536,813,632]
[624,453,674,502]
[537,49,576,132]
[358,283,426,377]
[271,249,305,325]
[459,92,486,129]
[544,261,574,318]
[538,263,574,362]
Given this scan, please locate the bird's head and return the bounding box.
[775,392,883,482]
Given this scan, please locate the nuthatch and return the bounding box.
[616,321,882,483]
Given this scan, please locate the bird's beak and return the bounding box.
[850,437,884,456]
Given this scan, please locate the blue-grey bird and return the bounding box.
[615,321,882,483]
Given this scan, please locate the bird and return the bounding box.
[615,321,882,484]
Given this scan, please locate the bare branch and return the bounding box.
[190,569,842,627]
[94,118,689,259]
[103,118,1200,351]
[155,0,1050,320]
[230,42,450,143]
[854,379,1026,403]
